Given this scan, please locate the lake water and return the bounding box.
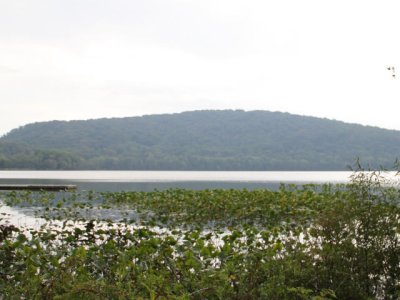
[0,170,396,229]
[0,171,354,191]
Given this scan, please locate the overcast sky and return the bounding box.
[1,0,400,136]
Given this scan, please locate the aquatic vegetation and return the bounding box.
[0,175,399,299]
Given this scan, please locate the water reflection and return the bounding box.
[0,178,283,192]
[0,171,353,191]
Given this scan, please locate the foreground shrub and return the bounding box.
[0,171,399,299]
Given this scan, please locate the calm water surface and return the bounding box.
[0,171,389,228]
[0,171,353,191]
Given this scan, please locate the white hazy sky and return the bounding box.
[1,0,400,136]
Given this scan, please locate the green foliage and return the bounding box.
[1,110,400,170]
[1,171,399,298]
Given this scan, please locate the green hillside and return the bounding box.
[0,110,399,170]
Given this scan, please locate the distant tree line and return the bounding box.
[0,110,399,170]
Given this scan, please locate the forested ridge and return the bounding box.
[0,110,399,170]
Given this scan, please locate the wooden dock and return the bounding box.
[0,184,77,191]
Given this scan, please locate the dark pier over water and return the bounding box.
[0,184,77,191]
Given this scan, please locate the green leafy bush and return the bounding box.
[0,172,399,299]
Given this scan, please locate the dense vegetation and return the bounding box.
[1,110,400,170]
[0,171,399,299]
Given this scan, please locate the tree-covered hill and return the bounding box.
[0,110,399,170]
